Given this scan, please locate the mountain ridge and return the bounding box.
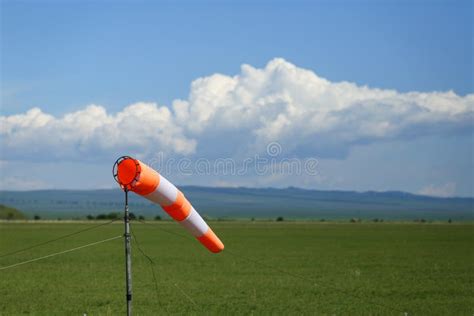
[0,186,472,220]
[2,185,470,200]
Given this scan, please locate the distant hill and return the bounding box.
[0,187,472,220]
[0,204,27,220]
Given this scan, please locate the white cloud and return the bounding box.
[1,102,196,161]
[419,182,457,197]
[175,58,473,158]
[1,58,473,162]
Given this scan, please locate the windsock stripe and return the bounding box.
[197,228,224,253]
[162,191,192,221]
[134,164,160,196]
[156,175,178,206]
[144,175,178,206]
[178,208,209,237]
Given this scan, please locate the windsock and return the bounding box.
[113,156,224,253]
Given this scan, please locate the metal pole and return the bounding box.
[124,189,132,316]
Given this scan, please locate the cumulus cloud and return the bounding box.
[1,58,473,161]
[0,103,196,161]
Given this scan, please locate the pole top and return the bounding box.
[113,156,141,191]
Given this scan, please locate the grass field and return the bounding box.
[0,221,473,315]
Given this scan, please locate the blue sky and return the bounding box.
[1,0,473,196]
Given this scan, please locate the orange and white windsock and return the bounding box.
[113,156,224,253]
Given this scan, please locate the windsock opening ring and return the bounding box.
[113,156,141,191]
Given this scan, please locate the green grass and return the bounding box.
[0,222,473,315]
[0,204,26,220]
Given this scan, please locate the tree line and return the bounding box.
[85,212,163,221]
